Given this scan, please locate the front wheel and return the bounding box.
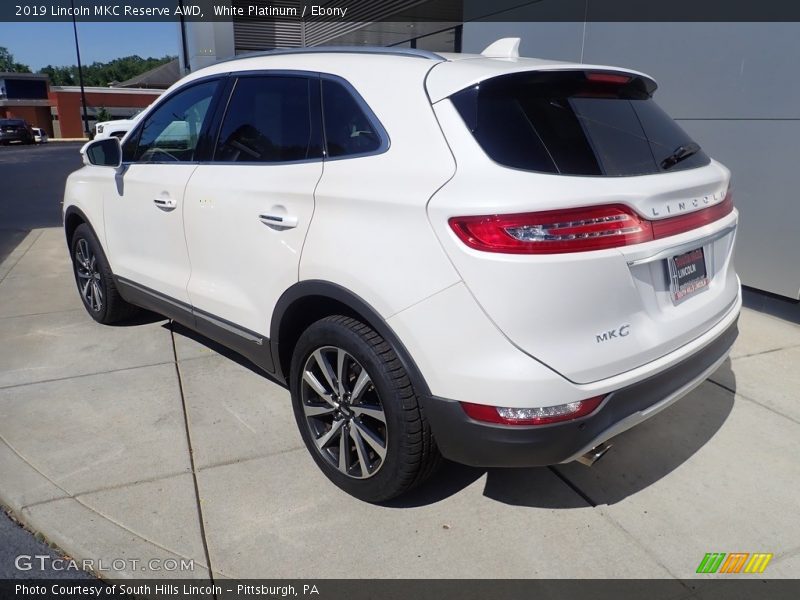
[70,223,138,324]
[290,316,440,502]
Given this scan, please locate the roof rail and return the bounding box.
[216,46,445,65]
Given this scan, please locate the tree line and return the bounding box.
[1,46,174,87]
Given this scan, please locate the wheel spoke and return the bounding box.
[76,240,90,268]
[314,419,344,450]
[312,350,337,393]
[350,369,371,402]
[303,403,336,418]
[76,269,91,280]
[350,425,369,478]
[352,419,386,460]
[91,281,102,311]
[351,404,386,424]
[335,348,346,397]
[303,370,335,404]
[338,423,350,474]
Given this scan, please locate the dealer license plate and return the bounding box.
[668,247,709,303]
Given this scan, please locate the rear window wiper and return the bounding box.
[661,142,701,170]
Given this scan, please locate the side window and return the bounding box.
[321,79,384,158]
[126,79,219,163]
[214,76,321,163]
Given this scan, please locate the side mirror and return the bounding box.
[82,138,122,168]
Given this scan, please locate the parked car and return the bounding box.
[93,110,144,140]
[31,127,48,144]
[0,118,34,145]
[64,40,741,502]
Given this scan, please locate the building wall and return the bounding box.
[463,21,800,299]
[48,88,162,138]
[0,106,52,134]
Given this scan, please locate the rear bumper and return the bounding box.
[421,317,738,468]
[0,132,28,142]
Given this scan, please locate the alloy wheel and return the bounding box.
[300,346,387,479]
[74,238,103,312]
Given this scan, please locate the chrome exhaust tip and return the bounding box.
[576,441,612,466]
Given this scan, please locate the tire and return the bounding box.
[290,315,440,502]
[70,223,139,324]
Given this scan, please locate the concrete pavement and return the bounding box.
[1,227,799,581]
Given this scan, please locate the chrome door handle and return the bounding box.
[259,213,298,229]
[153,197,177,211]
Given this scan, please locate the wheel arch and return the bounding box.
[63,206,99,248]
[270,280,431,397]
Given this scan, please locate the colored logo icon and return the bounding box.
[696,553,773,574]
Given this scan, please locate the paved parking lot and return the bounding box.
[0,143,81,264]
[0,144,799,582]
[1,227,799,581]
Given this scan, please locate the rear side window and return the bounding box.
[214,76,322,163]
[321,79,384,158]
[451,71,710,177]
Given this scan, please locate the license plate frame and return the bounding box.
[668,247,709,304]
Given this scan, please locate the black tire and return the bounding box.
[70,223,139,324]
[290,315,440,502]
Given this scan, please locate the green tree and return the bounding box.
[95,107,112,123]
[38,55,175,87]
[0,47,32,73]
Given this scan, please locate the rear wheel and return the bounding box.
[290,316,440,502]
[70,223,138,324]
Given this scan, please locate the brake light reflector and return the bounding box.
[461,397,604,426]
[449,191,733,254]
[585,72,632,85]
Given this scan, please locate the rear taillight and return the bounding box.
[461,396,604,426]
[449,191,733,254]
[651,192,734,238]
[450,204,652,254]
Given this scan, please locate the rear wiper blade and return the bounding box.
[661,142,701,170]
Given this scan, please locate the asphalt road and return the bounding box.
[0,141,94,579]
[0,510,93,580]
[0,142,82,264]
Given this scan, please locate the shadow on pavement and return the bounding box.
[390,359,737,509]
[0,229,28,267]
[112,309,165,327]
[167,321,286,387]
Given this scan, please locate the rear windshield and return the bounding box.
[451,71,710,177]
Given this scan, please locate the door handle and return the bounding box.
[153,197,177,211]
[259,213,299,229]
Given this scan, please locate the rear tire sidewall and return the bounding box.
[290,318,412,503]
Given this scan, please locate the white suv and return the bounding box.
[64,40,741,502]
[94,110,144,140]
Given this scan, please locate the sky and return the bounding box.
[0,22,179,69]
